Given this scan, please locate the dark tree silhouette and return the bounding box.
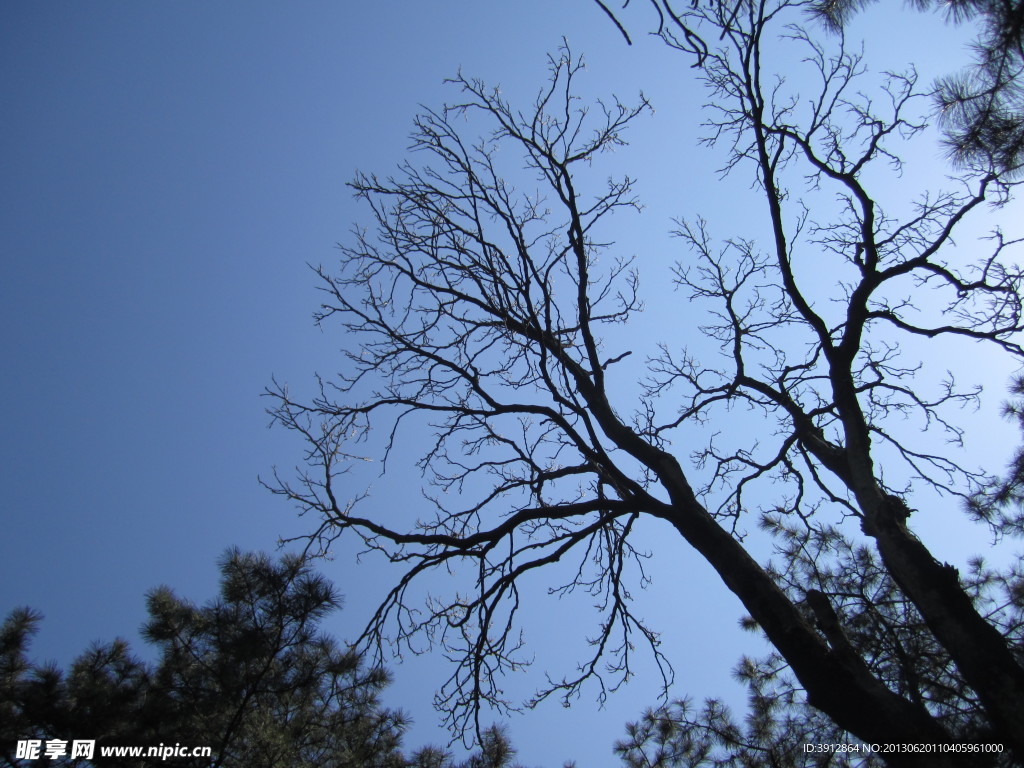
[2,550,407,768]
[1,551,536,768]
[268,0,1024,762]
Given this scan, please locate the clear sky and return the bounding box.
[1,2,1018,766]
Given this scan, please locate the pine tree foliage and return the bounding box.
[971,376,1024,535]
[811,0,1024,175]
[137,549,407,768]
[1,551,538,768]
[410,725,533,768]
[616,688,864,768]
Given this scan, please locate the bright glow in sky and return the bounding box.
[1,2,1017,766]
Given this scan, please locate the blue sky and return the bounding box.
[2,2,1019,766]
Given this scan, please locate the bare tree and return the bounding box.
[268,1,1024,762]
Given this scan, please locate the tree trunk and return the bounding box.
[646,459,970,763]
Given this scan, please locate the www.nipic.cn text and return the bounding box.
[15,739,213,761]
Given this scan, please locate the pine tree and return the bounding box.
[3,550,521,768]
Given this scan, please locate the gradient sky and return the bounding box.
[2,3,1019,766]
